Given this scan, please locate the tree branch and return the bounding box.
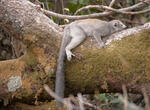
[74,5,150,15]
[109,0,116,7]
[41,0,150,20]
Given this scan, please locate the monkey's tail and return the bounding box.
[55,26,70,107]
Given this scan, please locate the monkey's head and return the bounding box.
[109,20,127,33]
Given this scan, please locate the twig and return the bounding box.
[77,93,85,110]
[61,0,64,14]
[74,5,150,15]
[70,94,100,110]
[104,0,116,13]
[65,98,73,110]
[119,95,143,110]
[69,95,79,106]
[83,101,101,110]
[44,84,65,104]
[122,85,128,110]
[44,84,77,110]
[142,88,150,110]
[44,84,101,110]
[103,6,150,14]
[109,0,117,7]
[45,0,49,11]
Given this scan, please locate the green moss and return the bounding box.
[65,30,150,93]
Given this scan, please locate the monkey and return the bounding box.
[55,19,126,107]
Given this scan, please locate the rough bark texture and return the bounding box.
[0,0,62,105]
[0,0,150,106]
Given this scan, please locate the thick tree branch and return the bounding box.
[1,0,150,105]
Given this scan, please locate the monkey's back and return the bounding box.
[70,19,110,37]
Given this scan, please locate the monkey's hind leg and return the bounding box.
[66,34,86,61]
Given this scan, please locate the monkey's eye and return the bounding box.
[114,23,118,27]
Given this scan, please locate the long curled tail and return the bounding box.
[55,26,70,107]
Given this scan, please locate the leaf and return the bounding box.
[48,2,53,8]
[98,93,107,102]
[110,98,120,104]
[41,0,45,2]
[67,3,79,13]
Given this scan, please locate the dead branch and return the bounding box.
[142,88,150,110]
[44,84,65,105]
[122,85,128,110]
[41,0,150,20]
[109,0,116,7]
[44,84,78,109]
[119,95,143,110]
[74,4,150,15]
[44,85,101,110]
[77,93,85,110]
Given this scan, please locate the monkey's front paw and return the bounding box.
[67,55,72,61]
[100,43,106,48]
[67,53,75,61]
[101,44,106,48]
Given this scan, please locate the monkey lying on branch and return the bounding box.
[55,19,126,107]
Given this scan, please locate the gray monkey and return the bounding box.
[55,19,126,107]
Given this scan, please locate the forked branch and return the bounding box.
[41,0,150,20]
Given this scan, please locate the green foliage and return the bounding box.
[40,0,45,2]
[67,2,80,14]
[48,2,53,9]
[67,0,91,14]
[94,93,123,110]
[96,93,107,103]
[72,0,89,5]
[94,93,121,104]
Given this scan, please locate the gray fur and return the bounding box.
[55,19,126,107]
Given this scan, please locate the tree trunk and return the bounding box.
[0,0,150,105]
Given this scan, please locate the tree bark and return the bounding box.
[0,0,150,105]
